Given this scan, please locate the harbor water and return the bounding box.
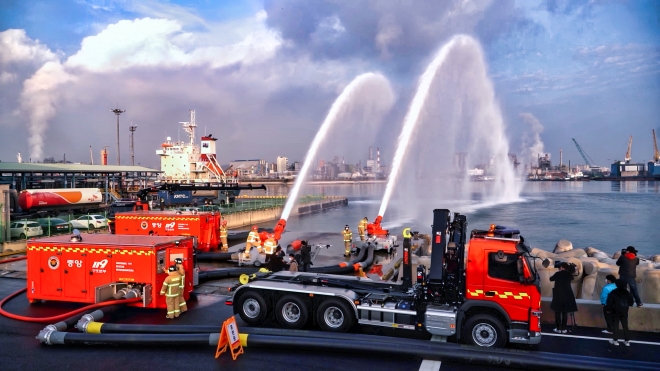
[255,180,659,256]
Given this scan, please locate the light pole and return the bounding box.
[111,107,126,165]
[129,123,137,166]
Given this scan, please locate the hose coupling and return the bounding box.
[76,313,96,333]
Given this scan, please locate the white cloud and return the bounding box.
[0,29,57,65]
[65,14,282,72]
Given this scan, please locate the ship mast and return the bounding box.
[180,110,196,147]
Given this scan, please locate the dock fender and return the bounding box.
[456,301,511,340]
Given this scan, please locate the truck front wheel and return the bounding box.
[463,314,506,348]
[316,298,354,333]
[236,291,268,325]
[275,295,308,329]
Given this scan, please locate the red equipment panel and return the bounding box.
[27,234,194,309]
[61,249,87,299]
[114,211,220,252]
[38,250,62,298]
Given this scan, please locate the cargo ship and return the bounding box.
[156,110,236,184]
[154,110,241,204]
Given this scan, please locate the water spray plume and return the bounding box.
[280,72,395,221]
[378,34,521,218]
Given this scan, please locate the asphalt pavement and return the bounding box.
[1,276,659,371]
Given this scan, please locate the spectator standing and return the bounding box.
[616,246,643,307]
[606,279,634,346]
[600,274,617,334]
[549,262,578,334]
[288,254,299,272]
[300,240,312,272]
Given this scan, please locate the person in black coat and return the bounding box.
[266,253,287,272]
[300,240,312,272]
[606,279,634,346]
[549,262,578,333]
[616,246,642,307]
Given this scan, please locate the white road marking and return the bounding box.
[542,332,660,346]
[419,335,447,371]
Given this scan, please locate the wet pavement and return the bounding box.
[2,230,660,371]
[2,273,660,371]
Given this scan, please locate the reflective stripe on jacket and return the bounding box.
[343,231,353,241]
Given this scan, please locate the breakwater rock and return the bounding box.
[534,241,660,304]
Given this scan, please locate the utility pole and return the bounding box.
[129,122,137,166]
[111,106,126,165]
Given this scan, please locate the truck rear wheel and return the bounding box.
[316,298,354,333]
[275,295,308,329]
[236,291,268,325]
[463,314,506,348]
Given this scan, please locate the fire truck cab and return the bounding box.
[229,209,542,348]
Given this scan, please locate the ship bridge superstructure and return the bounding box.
[156,110,234,184]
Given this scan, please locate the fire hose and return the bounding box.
[0,287,140,323]
[197,244,373,283]
[35,327,656,371]
[0,255,27,264]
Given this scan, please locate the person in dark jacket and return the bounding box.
[266,253,287,272]
[600,274,617,334]
[616,246,642,307]
[300,240,312,272]
[606,279,634,346]
[549,262,578,333]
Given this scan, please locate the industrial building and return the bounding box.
[0,163,160,200]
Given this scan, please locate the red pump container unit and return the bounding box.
[26,234,195,309]
[113,210,221,252]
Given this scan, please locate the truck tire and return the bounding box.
[253,260,262,268]
[236,291,268,325]
[463,314,506,348]
[316,298,354,333]
[275,295,308,329]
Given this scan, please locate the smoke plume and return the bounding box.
[519,112,545,169]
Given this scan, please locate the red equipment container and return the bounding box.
[26,234,194,309]
[113,210,221,252]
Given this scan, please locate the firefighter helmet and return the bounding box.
[344,225,349,229]
[174,258,183,264]
[221,220,228,227]
[168,265,177,272]
[252,225,258,231]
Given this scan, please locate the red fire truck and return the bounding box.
[114,210,220,252]
[229,209,544,348]
[26,234,195,309]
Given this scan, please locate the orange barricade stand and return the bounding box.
[215,317,244,360]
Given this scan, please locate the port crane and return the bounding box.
[624,135,633,163]
[653,129,659,163]
[571,138,597,167]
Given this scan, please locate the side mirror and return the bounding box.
[542,259,550,268]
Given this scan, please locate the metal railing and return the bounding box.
[7,211,111,241]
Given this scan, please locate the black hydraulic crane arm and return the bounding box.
[136,183,268,201]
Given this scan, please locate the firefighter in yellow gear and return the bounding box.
[160,265,182,319]
[245,225,261,259]
[174,258,187,313]
[219,219,228,252]
[358,217,368,241]
[342,225,353,257]
[263,234,277,263]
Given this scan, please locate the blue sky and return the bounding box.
[0,0,658,169]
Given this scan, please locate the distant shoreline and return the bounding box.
[240,179,387,185]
